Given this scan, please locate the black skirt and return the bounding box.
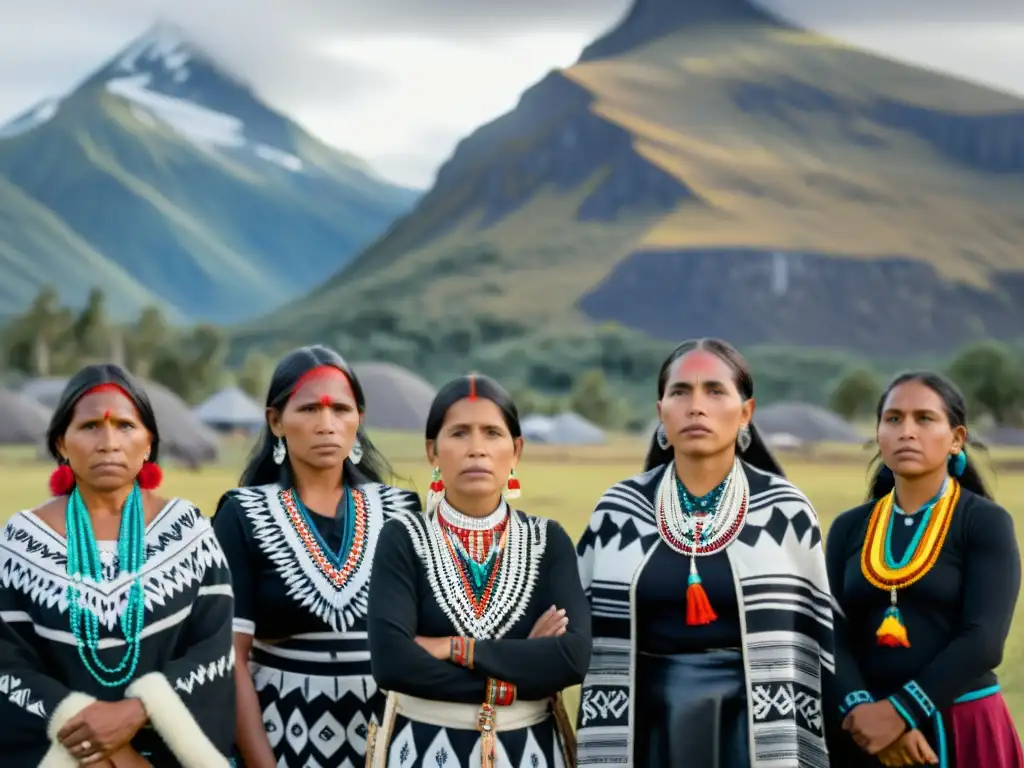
[635,648,751,768]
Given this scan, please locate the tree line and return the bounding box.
[1,288,1022,431]
[0,288,275,406]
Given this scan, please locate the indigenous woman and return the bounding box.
[211,345,420,768]
[826,371,1023,768]
[576,338,836,768]
[0,364,235,768]
[365,374,590,768]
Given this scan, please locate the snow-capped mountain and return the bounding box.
[0,24,418,324]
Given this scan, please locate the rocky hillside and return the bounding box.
[241,0,1024,358]
[0,24,418,323]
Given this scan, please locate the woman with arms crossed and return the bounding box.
[827,371,1023,767]
[212,345,420,768]
[0,364,235,767]
[366,374,590,767]
[576,338,836,768]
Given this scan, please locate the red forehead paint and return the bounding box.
[319,394,333,407]
[102,410,112,423]
[468,375,477,401]
[84,383,130,399]
[672,350,723,379]
[290,365,354,402]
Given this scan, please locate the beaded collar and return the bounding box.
[656,459,749,556]
[437,498,507,531]
[412,500,542,639]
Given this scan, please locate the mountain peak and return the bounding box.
[580,0,777,60]
[110,22,201,80]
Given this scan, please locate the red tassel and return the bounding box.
[430,478,445,493]
[48,464,75,496]
[686,576,718,626]
[507,477,521,491]
[137,462,163,490]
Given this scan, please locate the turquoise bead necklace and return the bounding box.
[65,482,148,687]
[676,476,729,546]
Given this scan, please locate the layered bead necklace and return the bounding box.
[656,459,749,625]
[437,499,509,613]
[65,483,148,687]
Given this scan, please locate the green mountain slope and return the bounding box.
[239,0,1024,360]
[0,25,417,323]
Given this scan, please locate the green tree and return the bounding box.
[829,368,882,420]
[126,306,169,378]
[3,287,75,375]
[71,288,111,362]
[237,350,274,400]
[947,341,1024,426]
[568,369,621,428]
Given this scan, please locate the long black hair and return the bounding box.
[867,370,992,500]
[47,363,161,462]
[238,345,391,488]
[425,375,522,444]
[644,338,784,476]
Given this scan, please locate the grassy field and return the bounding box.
[3,433,1022,728]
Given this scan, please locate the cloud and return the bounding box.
[0,0,1022,188]
[0,0,623,187]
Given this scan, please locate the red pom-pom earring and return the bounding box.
[137,461,163,490]
[48,462,75,496]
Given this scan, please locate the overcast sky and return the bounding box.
[0,0,1020,188]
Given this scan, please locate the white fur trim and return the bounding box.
[125,672,229,768]
[41,691,98,768]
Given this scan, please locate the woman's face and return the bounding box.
[427,397,523,508]
[657,350,753,459]
[270,368,362,473]
[56,387,153,493]
[877,380,965,479]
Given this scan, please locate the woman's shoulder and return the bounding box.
[358,481,422,517]
[957,487,1015,536]
[595,463,666,506]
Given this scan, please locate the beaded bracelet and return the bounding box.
[449,636,475,669]
[486,677,516,707]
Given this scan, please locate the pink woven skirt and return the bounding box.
[948,691,1024,767]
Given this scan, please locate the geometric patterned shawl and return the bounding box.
[575,461,835,767]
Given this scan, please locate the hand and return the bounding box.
[878,729,939,766]
[843,700,907,755]
[529,605,568,638]
[58,699,148,764]
[415,636,453,660]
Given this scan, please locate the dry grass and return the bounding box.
[3,432,1022,729]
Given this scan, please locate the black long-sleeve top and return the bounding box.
[636,545,741,653]
[825,488,1021,730]
[367,509,592,703]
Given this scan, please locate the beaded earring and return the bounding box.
[273,437,287,465]
[505,468,521,499]
[49,458,75,496]
[350,436,363,465]
[950,449,967,477]
[427,466,445,515]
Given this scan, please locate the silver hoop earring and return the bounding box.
[656,423,670,450]
[737,425,752,452]
[350,437,363,465]
[273,437,286,466]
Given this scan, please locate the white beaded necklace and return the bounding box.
[655,458,749,557]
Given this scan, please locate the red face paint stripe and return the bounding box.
[85,383,130,399]
[319,394,333,407]
[469,375,477,401]
[102,410,112,422]
[290,365,353,402]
